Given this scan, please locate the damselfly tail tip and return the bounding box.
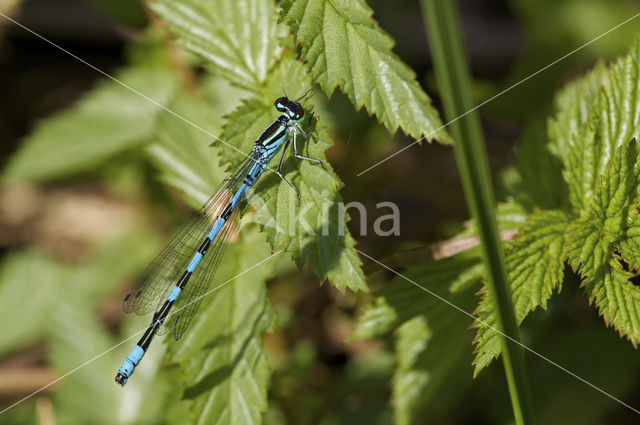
[115,373,127,386]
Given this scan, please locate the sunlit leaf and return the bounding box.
[49,298,123,425]
[549,39,640,213]
[546,60,607,167]
[469,38,640,374]
[280,0,450,142]
[151,0,284,90]
[566,139,640,345]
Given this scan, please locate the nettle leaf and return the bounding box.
[352,251,482,340]
[219,59,367,292]
[147,92,228,208]
[151,0,284,91]
[566,139,640,344]
[4,66,177,181]
[280,0,450,142]
[472,210,568,374]
[550,39,640,214]
[567,220,640,345]
[152,0,366,291]
[393,291,476,425]
[618,215,640,271]
[166,228,276,425]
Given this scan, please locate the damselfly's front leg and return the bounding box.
[292,123,326,170]
[275,140,300,203]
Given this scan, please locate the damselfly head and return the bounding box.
[274,97,304,122]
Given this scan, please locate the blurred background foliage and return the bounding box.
[0,0,639,424]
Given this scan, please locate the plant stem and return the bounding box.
[420,1,535,424]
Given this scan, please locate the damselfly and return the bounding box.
[115,93,323,386]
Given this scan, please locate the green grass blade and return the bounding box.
[420,1,535,423]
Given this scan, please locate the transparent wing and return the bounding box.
[160,205,240,339]
[122,153,256,316]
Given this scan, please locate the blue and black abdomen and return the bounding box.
[116,96,309,386]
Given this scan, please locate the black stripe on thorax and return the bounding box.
[257,116,289,146]
[264,130,287,147]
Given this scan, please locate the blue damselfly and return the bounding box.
[115,93,323,386]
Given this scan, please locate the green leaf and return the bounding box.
[393,291,475,425]
[280,0,450,142]
[618,215,640,271]
[150,2,367,292]
[151,0,284,91]
[567,218,640,344]
[549,38,640,214]
[352,251,482,340]
[166,227,277,425]
[472,209,568,375]
[219,59,367,292]
[147,92,228,208]
[566,138,640,345]
[4,65,177,181]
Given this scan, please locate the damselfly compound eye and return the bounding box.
[274,97,288,112]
